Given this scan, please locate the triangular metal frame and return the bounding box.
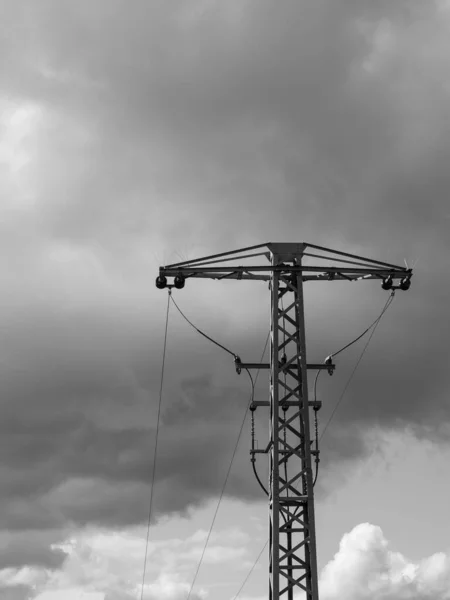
[160,242,410,283]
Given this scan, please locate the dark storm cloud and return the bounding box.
[0,532,66,569]
[0,370,260,531]
[0,0,449,574]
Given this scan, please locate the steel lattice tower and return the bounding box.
[267,246,319,599]
[156,242,412,600]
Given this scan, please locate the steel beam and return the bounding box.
[237,363,335,371]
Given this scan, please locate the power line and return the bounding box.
[250,333,270,497]
[186,367,255,600]
[140,290,171,600]
[185,343,269,598]
[331,292,395,359]
[171,295,269,599]
[313,292,395,403]
[170,295,238,359]
[232,540,268,600]
[320,292,395,442]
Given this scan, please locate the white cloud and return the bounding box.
[320,523,450,600]
[36,592,104,600]
[2,521,450,600]
[0,565,47,589]
[5,523,249,599]
[143,572,206,600]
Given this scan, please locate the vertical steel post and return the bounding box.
[268,252,319,600]
[269,268,280,600]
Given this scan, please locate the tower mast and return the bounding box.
[267,245,319,598]
[156,242,412,599]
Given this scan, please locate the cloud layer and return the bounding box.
[0,0,449,582]
[2,522,450,599]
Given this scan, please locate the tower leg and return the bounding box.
[268,255,319,600]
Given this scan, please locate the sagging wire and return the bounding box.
[140,290,171,600]
[248,331,270,496]
[232,539,269,600]
[250,407,268,495]
[169,294,269,600]
[314,291,396,455]
[186,367,255,600]
[312,405,320,486]
[331,291,395,357]
[170,295,238,360]
[313,291,396,404]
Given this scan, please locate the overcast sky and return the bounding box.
[1,1,450,599]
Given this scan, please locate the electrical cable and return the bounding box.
[232,539,268,600]
[140,290,171,600]
[170,295,238,359]
[330,292,395,358]
[313,407,320,487]
[319,292,395,442]
[171,295,269,600]
[313,292,395,403]
[186,367,255,600]
[251,446,268,495]
[311,291,395,488]
[250,333,270,496]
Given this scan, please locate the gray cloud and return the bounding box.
[0,0,449,572]
[0,586,33,600]
[0,537,66,570]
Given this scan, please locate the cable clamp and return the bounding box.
[234,355,242,375]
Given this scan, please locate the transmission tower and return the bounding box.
[155,242,412,600]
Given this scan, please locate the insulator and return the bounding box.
[400,277,411,291]
[325,355,334,376]
[381,276,393,290]
[155,275,167,289]
[174,275,185,289]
